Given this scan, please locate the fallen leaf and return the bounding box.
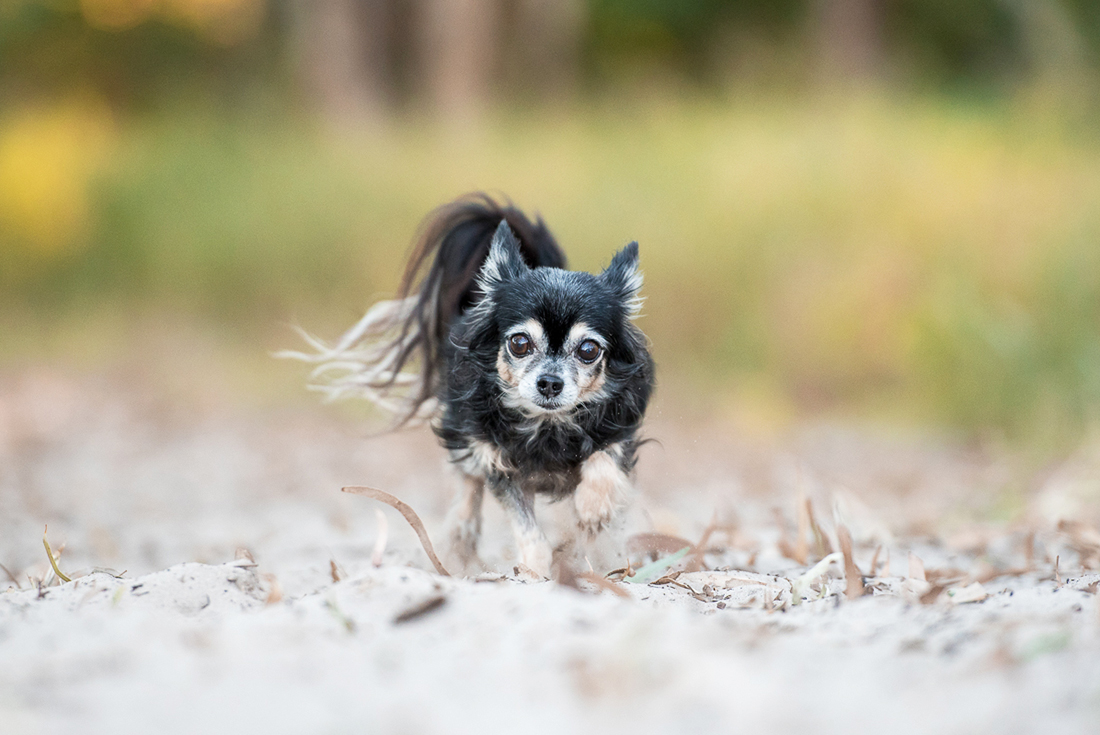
[393,595,447,624]
[837,524,865,600]
[946,582,988,604]
[343,486,449,576]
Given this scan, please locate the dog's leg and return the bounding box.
[445,473,485,573]
[574,445,632,538]
[496,485,552,578]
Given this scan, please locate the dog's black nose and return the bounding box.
[536,374,565,398]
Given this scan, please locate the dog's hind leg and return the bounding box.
[445,473,485,574]
[496,484,552,578]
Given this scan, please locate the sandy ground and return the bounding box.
[2,368,1100,734]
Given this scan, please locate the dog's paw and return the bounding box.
[574,451,630,538]
[447,521,485,575]
[516,540,552,579]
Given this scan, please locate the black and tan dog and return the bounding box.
[288,194,654,576]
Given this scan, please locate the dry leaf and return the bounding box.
[837,524,865,600]
[946,582,988,604]
[263,573,283,604]
[576,572,632,599]
[235,548,255,564]
[908,552,926,582]
[393,595,446,624]
[869,545,882,577]
[343,486,449,576]
[627,532,695,559]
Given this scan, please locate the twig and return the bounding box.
[343,486,450,576]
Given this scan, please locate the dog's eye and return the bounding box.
[508,333,532,357]
[575,339,601,364]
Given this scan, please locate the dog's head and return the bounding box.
[474,220,647,416]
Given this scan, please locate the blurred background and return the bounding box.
[2,0,1100,447]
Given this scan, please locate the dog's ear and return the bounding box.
[602,241,643,315]
[479,220,529,291]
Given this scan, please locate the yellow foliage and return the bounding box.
[79,0,156,30]
[80,0,265,44]
[0,99,114,259]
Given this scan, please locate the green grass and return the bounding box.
[3,93,1100,440]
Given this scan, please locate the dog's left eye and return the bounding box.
[575,339,601,364]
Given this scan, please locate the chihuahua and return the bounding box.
[286,194,654,576]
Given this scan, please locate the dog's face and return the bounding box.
[475,222,645,416]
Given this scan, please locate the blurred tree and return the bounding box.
[810,0,885,85]
[3,0,1099,117]
[417,0,500,123]
[288,0,394,123]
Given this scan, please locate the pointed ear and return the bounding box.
[478,220,529,292]
[602,241,643,315]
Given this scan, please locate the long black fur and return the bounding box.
[389,194,567,425]
[437,238,653,498]
[304,193,655,571]
[397,196,654,501]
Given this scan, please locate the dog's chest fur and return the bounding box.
[436,379,637,498]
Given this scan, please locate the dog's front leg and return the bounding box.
[574,445,632,538]
[494,482,552,578]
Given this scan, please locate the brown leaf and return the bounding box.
[393,594,447,624]
[837,524,865,600]
[908,552,926,582]
[577,572,632,599]
[925,567,967,586]
[774,507,802,564]
[805,498,833,558]
[627,532,695,559]
[919,583,946,605]
[1057,521,1100,568]
[263,573,283,604]
[343,486,450,576]
[235,548,255,564]
[868,545,882,577]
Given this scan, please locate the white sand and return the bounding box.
[2,371,1099,734]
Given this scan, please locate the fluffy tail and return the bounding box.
[279,193,566,426]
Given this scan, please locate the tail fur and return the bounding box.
[279,193,566,426]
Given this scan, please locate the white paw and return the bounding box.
[519,537,553,579]
[448,522,483,573]
[574,450,630,537]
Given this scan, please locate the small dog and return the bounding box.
[287,194,654,576]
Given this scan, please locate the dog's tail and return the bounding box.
[279,193,566,426]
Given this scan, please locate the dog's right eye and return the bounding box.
[508,333,532,357]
